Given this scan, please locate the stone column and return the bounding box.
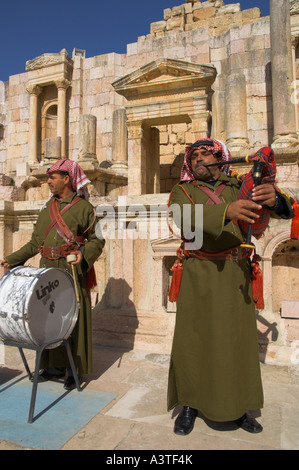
[270,0,299,150]
[291,36,299,134]
[55,78,70,157]
[225,73,249,157]
[26,84,42,164]
[146,126,160,194]
[0,202,14,278]
[127,120,146,195]
[78,114,97,162]
[112,109,128,172]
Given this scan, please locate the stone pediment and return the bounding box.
[112,58,217,99]
[25,49,73,87]
[26,48,73,72]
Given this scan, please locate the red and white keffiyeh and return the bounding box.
[180,138,232,181]
[47,158,91,199]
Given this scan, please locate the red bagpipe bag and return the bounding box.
[291,199,299,239]
[236,147,276,239]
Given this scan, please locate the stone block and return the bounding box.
[166,16,185,31]
[184,3,192,14]
[281,301,299,319]
[283,319,299,346]
[244,35,266,51]
[127,43,138,56]
[172,6,184,17]
[16,162,30,177]
[164,8,171,20]
[160,132,169,145]
[160,144,174,156]
[210,12,234,28]
[193,6,216,21]
[193,2,203,11]
[242,7,261,22]
[230,39,245,54]
[210,46,227,61]
[217,4,241,15]
[150,21,166,34]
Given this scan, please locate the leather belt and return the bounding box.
[38,237,85,260]
[183,246,252,262]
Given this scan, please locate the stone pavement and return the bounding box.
[0,343,299,451]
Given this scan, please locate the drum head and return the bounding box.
[25,268,77,345]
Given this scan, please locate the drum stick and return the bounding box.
[66,254,80,303]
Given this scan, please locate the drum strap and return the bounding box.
[40,196,98,290]
[44,197,82,240]
[49,198,80,245]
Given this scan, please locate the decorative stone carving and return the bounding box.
[54,78,71,90]
[26,84,42,96]
[26,49,73,72]
[113,58,217,101]
[290,0,299,15]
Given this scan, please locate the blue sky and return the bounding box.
[1,1,269,82]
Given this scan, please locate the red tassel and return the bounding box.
[291,200,299,239]
[169,259,183,302]
[87,266,97,290]
[251,254,264,309]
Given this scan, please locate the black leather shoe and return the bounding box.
[174,406,197,436]
[236,414,263,433]
[64,375,82,391]
[30,368,65,383]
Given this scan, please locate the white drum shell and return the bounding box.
[0,266,78,346]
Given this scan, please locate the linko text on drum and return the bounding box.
[35,279,60,300]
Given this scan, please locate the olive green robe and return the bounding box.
[168,173,285,422]
[5,192,105,376]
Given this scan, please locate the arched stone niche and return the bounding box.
[263,231,299,312]
[25,49,73,165]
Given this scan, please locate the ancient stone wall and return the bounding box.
[0,1,298,363]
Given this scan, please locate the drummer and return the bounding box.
[0,159,105,390]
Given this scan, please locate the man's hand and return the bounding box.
[68,250,83,266]
[251,184,276,208]
[226,200,262,224]
[0,260,11,269]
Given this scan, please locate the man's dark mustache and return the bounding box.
[195,163,208,169]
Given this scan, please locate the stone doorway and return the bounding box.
[41,101,58,159]
[113,58,217,195]
[272,239,299,313]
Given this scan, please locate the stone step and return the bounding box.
[92,308,175,354]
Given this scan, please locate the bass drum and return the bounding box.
[0,266,78,347]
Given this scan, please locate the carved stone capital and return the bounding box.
[291,35,299,48]
[290,0,299,15]
[127,121,144,139]
[54,78,71,90]
[26,84,42,96]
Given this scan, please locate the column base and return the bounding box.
[272,133,299,149]
[77,155,99,171]
[226,138,250,158]
[271,134,299,161]
[111,161,128,174]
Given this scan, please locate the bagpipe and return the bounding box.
[204,146,299,244]
[168,147,299,308]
